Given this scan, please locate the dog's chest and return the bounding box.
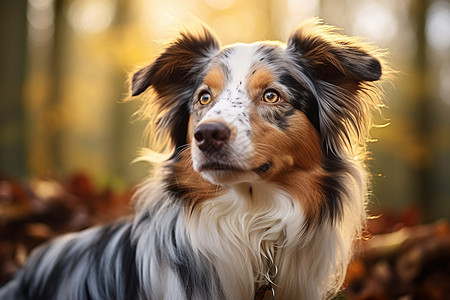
[186,184,304,299]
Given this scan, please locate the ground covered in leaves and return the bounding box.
[1,175,449,299]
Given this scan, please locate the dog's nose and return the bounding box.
[194,122,231,152]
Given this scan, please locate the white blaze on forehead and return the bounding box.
[199,43,261,169]
[203,43,260,122]
[227,43,261,86]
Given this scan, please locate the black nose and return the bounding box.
[194,122,231,152]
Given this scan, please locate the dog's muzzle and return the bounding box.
[192,121,260,183]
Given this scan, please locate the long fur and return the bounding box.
[0,19,388,300]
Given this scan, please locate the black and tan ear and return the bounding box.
[287,18,383,85]
[131,27,220,153]
[287,19,387,154]
[131,27,220,96]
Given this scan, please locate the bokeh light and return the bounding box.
[27,0,54,45]
[67,0,115,35]
[426,1,450,52]
[352,1,398,43]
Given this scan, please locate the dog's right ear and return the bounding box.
[131,27,220,153]
[131,28,220,96]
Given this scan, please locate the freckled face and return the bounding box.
[190,43,322,185]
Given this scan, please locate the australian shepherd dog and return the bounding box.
[0,19,388,299]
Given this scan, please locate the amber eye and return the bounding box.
[263,90,280,103]
[199,92,212,105]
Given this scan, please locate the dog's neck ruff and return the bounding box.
[187,182,301,299]
[133,170,358,299]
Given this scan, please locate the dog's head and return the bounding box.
[131,20,384,186]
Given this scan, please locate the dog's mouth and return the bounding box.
[197,160,243,172]
[195,157,273,184]
[198,159,273,173]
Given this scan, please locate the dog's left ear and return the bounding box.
[287,20,382,85]
[287,19,386,154]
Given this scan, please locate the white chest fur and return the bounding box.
[185,179,360,300]
[187,182,307,299]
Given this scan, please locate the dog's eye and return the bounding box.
[199,92,212,105]
[263,90,280,103]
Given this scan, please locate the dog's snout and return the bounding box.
[194,122,231,151]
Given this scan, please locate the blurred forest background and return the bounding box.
[1,0,450,221]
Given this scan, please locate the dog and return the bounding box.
[0,19,387,300]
